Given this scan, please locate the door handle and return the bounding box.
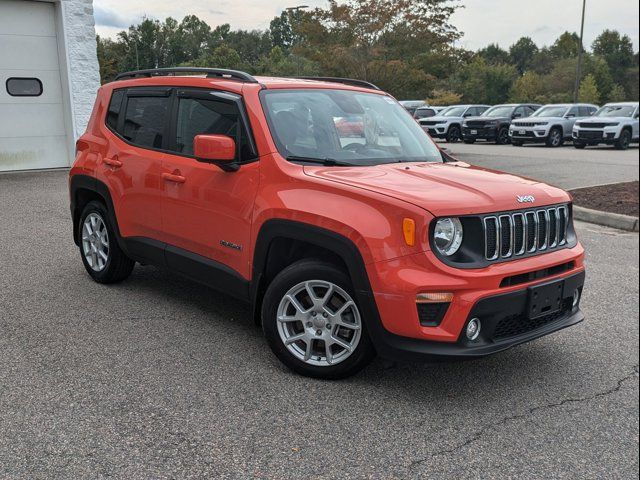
[103,157,122,168]
[162,172,186,184]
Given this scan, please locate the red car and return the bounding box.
[69,68,585,379]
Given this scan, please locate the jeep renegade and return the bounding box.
[69,68,585,379]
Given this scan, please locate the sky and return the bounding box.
[93,0,640,51]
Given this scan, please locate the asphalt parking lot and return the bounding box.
[442,141,639,190]
[1,168,638,479]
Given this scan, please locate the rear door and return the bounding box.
[160,88,260,279]
[97,87,169,244]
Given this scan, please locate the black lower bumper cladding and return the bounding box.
[370,270,585,362]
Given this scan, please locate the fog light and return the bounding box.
[572,289,580,308]
[466,318,481,341]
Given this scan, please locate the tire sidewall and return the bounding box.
[262,260,375,379]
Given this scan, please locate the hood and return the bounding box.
[304,161,569,217]
[577,116,630,124]
[422,115,455,123]
[512,116,560,124]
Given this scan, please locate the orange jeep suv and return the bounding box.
[69,68,585,379]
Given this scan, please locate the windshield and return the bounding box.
[260,89,443,166]
[595,105,636,117]
[414,108,435,119]
[532,106,569,117]
[441,106,467,117]
[482,105,515,117]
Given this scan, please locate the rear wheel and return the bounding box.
[262,259,375,379]
[614,129,631,150]
[546,127,564,147]
[496,127,510,145]
[446,125,461,143]
[78,201,134,283]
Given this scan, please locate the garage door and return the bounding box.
[0,0,69,171]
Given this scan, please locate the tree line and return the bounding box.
[96,0,639,105]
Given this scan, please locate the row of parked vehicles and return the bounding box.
[399,100,640,150]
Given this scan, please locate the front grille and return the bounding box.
[466,121,488,128]
[420,121,442,126]
[483,205,569,261]
[578,130,603,140]
[577,122,615,128]
[493,300,571,340]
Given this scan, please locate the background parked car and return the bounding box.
[419,104,490,142]
[509,103,598,147]
[462,103,541,145]
[572,102,639,150]
[399,100,427,116]
[413,106,447,120]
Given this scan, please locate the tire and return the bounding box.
[261,259,375,379]
[511,140,523,147]
[573,141,586,149]
[496,127,510,145]
[463,138,475,144]
[614,129,631,150]
[78,200,134,283]
[446,125,461,143]
[545,127,564,147]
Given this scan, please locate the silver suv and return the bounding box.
[510,103,598,147]
[419,105,490,142]
[572,102,640,150]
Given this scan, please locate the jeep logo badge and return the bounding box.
[517,195,535,203]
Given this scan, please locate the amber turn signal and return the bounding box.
[416,292,454,304]
[402,218,416,246]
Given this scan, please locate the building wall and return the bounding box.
[59,0,101,143]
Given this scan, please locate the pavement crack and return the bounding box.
[409,365,639,471]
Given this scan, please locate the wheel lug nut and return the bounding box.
[322,312,328,318]
[306,322,312,327]
[326,324,331,329]
[316,330,322,336]
[311,312,317,317]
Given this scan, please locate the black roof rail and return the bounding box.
[114,67,259,83]
[296,76,381,91]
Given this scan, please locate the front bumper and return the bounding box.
[572,128,619,143]
[422,125,448,138]
[462,126,498,140]
[363,242,586,361]
[509,127,550,142]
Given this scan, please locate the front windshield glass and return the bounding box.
[595,105,636,117]
[441,106,467,117]
[482,105,515,117]
[532,106,569,117]
[260,89,443,166]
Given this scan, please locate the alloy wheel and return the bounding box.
[276,280,362,366]
[82,213,110,272]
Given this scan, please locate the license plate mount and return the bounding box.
[527,279,564,319]
[470,129,477,135]
[519,130,526,135]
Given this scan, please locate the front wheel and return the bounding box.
[446,125,461,143]
[496,127,510,145]
[262,259,375,379]
[614,129,631,150]
[546,127,564,147]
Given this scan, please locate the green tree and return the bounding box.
[608,83,626,102]
[509,72,545,102]
[477,43,509,65]
[592,30,635,86]
[509,37,538,74]
[427,89,462,105]
[550,31,581,59]
[193,44,243,69]
[455,57,517,104]
[578,74,600,104]
[583,55,614,102]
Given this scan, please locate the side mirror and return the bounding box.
[565,113,575,118]
[194,134,237,170]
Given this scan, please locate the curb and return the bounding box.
[573,206,639,232]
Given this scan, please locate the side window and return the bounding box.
[464,107,475,117]
[589,107,597,116]
[513,106,526,118]
[578,106,590,117]
[106,90,124,132]
[174,96,254,160]
[525,106,537,116]
[476,106,489,115]
[567,106,579,117]
[122,95,170,149]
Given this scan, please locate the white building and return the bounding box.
[0,0,100,172]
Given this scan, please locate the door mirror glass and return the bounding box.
[565,113,575,118]
[194,134,236,162]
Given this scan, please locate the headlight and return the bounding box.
[462,121,468,127]
[434,218,463,256]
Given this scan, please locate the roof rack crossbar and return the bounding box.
[114,67,258,83]
[296,76,381,90]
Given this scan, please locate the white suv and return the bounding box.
[510,103,598,147]
[572,102,639,150]
[419,104,490,142]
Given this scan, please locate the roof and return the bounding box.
[603,101,639,107]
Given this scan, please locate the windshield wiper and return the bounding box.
[286,155,354,167]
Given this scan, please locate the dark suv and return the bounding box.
[462,104,541,145]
